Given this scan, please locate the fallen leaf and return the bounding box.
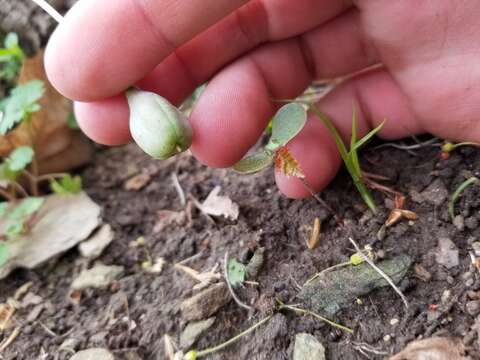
[385,194,418,227]
[306,218,321,250]
[124,173,151,191]
[390,337,467,360]
[0,192,101,279]
[200,186,239,221]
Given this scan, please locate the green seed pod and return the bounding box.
[127,89,192,160]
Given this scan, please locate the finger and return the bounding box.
[276,68,422,198]
[45,0,248,100]
[75,9,376,147]
[74,95,131,146]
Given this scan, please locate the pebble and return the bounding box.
[180,317,216,349]
[421,179,449,206]
[293,333,326,360]
[466,300,480,316]
[435,237,459,269]
[472,242,480,257]
[181,283,230,321]
[390,318,399,326]
[465,217,479,230]
[466,278,475,287]
[453,215,465,231]
[71,264,124,290]
[383,335,392,342]
[414,264,432,282]
[79,224,114,259]
[441,290,452,304]
[70,348,114,360]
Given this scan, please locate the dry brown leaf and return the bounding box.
[275,146,305,179]
[0,303,15,331]
[390,337,468,360]
[124,173,151,191]
[200,186,239,221]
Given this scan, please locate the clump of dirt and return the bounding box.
[1,139,480,359]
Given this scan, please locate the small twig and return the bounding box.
[30,0,64,23]
[176,251,204,265]
[33,172,69,183]
[171,173,186,207]
[223,252,252,311]
[278,302,353,334]
[11,181,29,198]
[0,327,20,353]
[348,238,408,309]
[38,322,58,337]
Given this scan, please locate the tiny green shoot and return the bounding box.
[0,33,25,82]
[0,146,34,182]
[227,258,246,287]
[1,197,44,239]
[0,80,45,135]
[442,141,480,154]
[448,177,480,222]
[309,104,385,213]
[50,174,82,195]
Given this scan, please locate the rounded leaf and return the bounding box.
[127,90,192,160]
[233,151,274,174]
[266,103,307,151]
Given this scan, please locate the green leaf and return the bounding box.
[50,175,82,195]
[349,109,361,177]
[4,33,19,49]
[0,80,45,135]
[449,177,480,222]
[66,112,80,129]
[6,146,34,171]
[233,151,274,174]
[227,258,246,287]
[0,243,9,267]
[8,197,44,221]
[266,103,307,151]
[0,163,18,182]
[351,120,385,153]
[5,220,24,238]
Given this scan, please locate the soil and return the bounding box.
[1,139,480,360]
[3,2,480,359]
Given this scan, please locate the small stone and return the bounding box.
[180,317,216,349]
[390,318,399,326]
[436,238,459,269]
[465,217,479,230]
[293,333,326,360]
[181,283,230,321]
[421,179,449,206]
[453,215,465,231]
[414,264,432,282]
[466,278,475,287]
[472,242,480,257]
[59,338,80,352]
[447,276,455,285]
[70,348,114,360]
[384,335,392,342]
[71,264,124,290]
[466,300,480,316]
[441,290,452,304]
[79,224,114,259]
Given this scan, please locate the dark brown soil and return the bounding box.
[2,138,480,359]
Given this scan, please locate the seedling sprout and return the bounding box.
[448,177,480,222]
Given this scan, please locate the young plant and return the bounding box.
[227,258,247,287]
[234,103,307,177]
[50,174,82,195]
[0,197,44,239]
[0,33,25,82]
[441,141,480,159]
[448,177,480,222]
[0,79,45,134]
[309,105,385,213]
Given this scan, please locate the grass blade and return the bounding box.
[449,177,479,222]
[351,120,386,153]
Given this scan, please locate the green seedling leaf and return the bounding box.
[5,220,24,238]
[0,33,24,82]
[227,258,246,287]
[449,177,479,222]
[266,103,307,151]
[0,243,9,267]
[351,120,386,153]
[350,109,361,177]
[0,80,45,135]
[6,146,34,171]
[50,175,82,195]
[9,197,44,221]
[0,163,18,181]
[233,151,274,174]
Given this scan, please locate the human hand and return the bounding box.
[45,0,480,198]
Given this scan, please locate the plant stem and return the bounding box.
[278,303,353,334]
[304,261,351,285]
[30,0,64,23]
[195,315,273,358]
[0,188,15,202]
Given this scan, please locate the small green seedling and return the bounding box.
[0,80,45,134]
[0,146,34,183]
[309,105,385,213]
[234,103,307,176]
[0,33,25,82]
[227,258,246,287]
[1,197,44,239]
[441,141,480,159]
[50,174,82,195]
[448,177,480,222]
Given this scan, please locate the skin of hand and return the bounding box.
[44,0,480,198]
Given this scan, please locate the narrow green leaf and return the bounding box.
[8,197,44,220]
[50,175,82,195]
[349,109,361,177]
[7,146,34,171]
[351,120,386,153]
[0,243,9,267]
[233,151,274,174]
[227,258,246,287]
[449,177,479,222]
[266,103,307,151]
